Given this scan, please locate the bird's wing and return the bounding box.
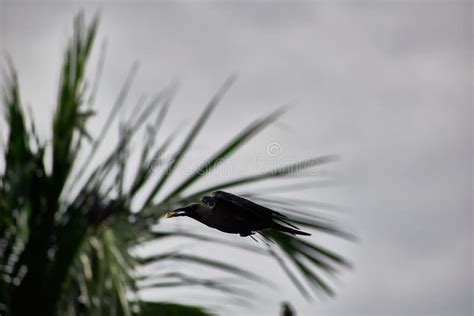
[202,194,257,233]
[211,191,307,235]
[211,191,290,222]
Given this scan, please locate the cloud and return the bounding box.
[2,1,472,315]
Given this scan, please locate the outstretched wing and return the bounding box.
[211,191,300,230]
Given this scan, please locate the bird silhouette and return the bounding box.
[166,191,310,237]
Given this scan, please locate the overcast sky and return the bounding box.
[1,1,472,315]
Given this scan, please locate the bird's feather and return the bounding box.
[211,191,309,235]
[212,191,287,219]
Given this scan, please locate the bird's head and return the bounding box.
[165,204,199,219]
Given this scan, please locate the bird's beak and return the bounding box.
[165,210,186,218]
[165,211,177,218]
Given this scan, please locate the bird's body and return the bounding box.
[166,191,310,237]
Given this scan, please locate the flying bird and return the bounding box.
[165,191,310,237]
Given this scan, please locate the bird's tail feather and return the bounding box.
[272,223,311,236]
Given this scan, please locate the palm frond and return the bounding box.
[142,76,236,208]
[0,12,353,316]
[159,108,285,204]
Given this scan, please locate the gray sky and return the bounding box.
[1,1,472,315]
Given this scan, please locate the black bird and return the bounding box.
[165,191,310,237]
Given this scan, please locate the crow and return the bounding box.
[165,191,310,237]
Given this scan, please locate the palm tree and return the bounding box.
[0,13,352,316]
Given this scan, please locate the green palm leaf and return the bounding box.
[159,108,285,204]
[143,76,236,207]
[0,12,354,316]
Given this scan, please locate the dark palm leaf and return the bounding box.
[0,12,353,316]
